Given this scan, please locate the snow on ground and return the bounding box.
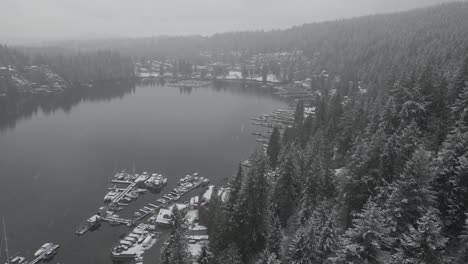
[335,168,346,176]
[202,185,214,202]
[190,223,207,231]
[225,71,243,79]
[123,237,157,257]
[136,72,160,78]
[186,234,209,240]
[250,74,280,83]
[218,187,231,203]
[222,72,280,83]
[188,241,207,257]
[185,209,207,231]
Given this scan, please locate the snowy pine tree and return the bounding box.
[213,243,244,264]
[335,200,394,264]
[232,151,269,259]
[286,223,320,264]
[400,209,447,264]
[385,148,436,233]
[266,212,283,259]
[256,251,281,264]
[435,116,468,235]
[267,127,281,169]
[272,148,299,226]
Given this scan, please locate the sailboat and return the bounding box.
[2,217,10,264]
[2,219,27,264]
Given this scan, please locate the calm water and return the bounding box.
[0,81,286,263]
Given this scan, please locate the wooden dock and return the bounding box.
[27,244,60,264]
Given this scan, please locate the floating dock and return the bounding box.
[28,244,60,264]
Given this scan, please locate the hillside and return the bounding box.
[0,45,134,96]
[54,2,468,82]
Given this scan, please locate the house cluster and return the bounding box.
[134,50,309,85]
[151,185,231,261]
[0,64,68,95]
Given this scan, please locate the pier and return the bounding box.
[27,244,60,264]
[113,181,138,204]
[102,216,134,226]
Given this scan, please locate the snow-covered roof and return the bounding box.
[202,185,214,202]
[155,209,173,225]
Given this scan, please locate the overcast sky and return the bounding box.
[0,0,459,44]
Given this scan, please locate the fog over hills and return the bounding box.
[0,0,459,44]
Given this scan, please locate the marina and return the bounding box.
[76,171,168,234]
[0,83,287,264]
[111,224,158,261]
[28,243,60,264]
[72,170,211,262]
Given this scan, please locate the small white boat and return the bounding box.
[34,243,54,257]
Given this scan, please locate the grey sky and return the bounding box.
[0,0,459,44]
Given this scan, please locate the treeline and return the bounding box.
[0,45,29,68]
[148,4,468,264]
[195,57,468,264]
[33,50,135,84]
[0,45,135,88]
[62,3,468,82]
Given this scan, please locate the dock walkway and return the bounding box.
[27,244,59,264]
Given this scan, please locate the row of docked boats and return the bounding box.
[133,173,209,220]
[111,224,157,260]
[104,172,168,203]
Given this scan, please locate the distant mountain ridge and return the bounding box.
[39,2,468,83]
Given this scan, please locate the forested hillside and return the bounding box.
[157,3,468,264]
[0,45,134,95]
[64,2,468,83]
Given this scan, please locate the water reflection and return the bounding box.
[0,78,277,132]
[0,79,286,264]
[0,80,137,131]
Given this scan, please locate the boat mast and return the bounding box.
[3,217,10,264]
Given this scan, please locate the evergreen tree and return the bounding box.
[294,101,305,127]
[417,63,434,99]
[159,63,165,77]
[385,148,436,233]
[267,127,281,169]
[213,243,244,264]
[232,151,269,259]
[454,213,468,264]
[335,200,394,264]
[197,246,211,264]
[160,209,189,264]
[208,186,228,255]
[282,126,297,144]
[171,205,185,229]
[286,222,321,264]
[227,164,244,212]
[426,77,450,152]
[379,97,399,135]
[272,149,299,226]
[262,65,268,84]
[317,216,338,262]
[342,126,388,223]
[378,122,421,184]
[266,212,283,258]
[449,57,468,104]
[242,65,248,79]
[220,164,245,247]
[435,115,468,235]
[400,209,447,264]
[256,251,281,264]
[452,85,468,124]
